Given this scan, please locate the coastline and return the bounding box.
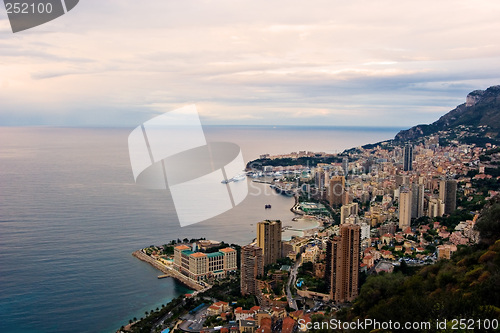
[132,250,206,292]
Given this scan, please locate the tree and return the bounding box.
[476,202,500,245]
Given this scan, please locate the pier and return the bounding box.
[252,179,273,184]
[290,196,304,215]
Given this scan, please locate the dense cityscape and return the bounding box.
[4,2,500,332]
[120,91,500,333]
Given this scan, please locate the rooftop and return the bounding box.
[207,252,223,258]
[219,247,236,253]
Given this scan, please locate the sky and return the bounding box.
[1,0,500,128]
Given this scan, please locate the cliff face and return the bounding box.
[395,85,500,141]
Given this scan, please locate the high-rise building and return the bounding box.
[403,143,413,171]
[395,174,409,188]
[240,244,264,296]
[439,180,446,202]
[445,180,457,214]
[257,220,282,266]
[325,223,360,303]
[439,179,457,215]
[428,197,445,218]
[360,222,370,240]
[399,187,412,229]
[342,157,349,177]
[340,202,359,224]
[314,167,327,189]
[329,176,345,207]
[411,184,425,219]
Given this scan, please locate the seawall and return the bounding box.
[132,250,205,291]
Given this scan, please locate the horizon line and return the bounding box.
[0,124,406,131]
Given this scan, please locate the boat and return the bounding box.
[274,182,296,197]
[221,173,246,184]
[232,173,246,182]
[265,204,272,209]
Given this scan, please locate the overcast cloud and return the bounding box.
[1,0,500,127]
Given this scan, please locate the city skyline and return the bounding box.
[1,1,500,127]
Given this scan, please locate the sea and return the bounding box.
[0,126,400,333]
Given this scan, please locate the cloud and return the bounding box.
[1,0,500,127]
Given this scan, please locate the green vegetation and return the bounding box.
[337,198,500,332]
[200,275,256,309]
[247,156,344,170]
[297,261,328,294]
[126,277,250,333]
[396,86,500,143]
[434,209,474,231]
[126,295,202,333]
[204,315,224,327]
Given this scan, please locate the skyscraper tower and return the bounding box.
[440,179,457,215]
[240,244,264,296]
[257,220,282,266]
[314,167,326,189]
[325,223,360,303]
[340,202,359,224]
[342,157,349,177]
[403,143,413,171]
[329,176,345,207]
[411,183,425,219]
[399,186,412,229]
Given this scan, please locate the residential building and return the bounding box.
[257,220,282,266]
[340,202,358,224]
[325,223,360,303]
[428,197,445,218]
[329,176,345,207]
[403,143,413,171]
[411,183,425,219]
[440,179,457,215]
[399,187,412,229]
[240,245,264,296]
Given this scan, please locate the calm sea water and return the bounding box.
[0,126,399,333]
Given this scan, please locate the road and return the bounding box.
[178,305,209,332]
[286,257,302,310]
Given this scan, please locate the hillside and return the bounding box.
[335,197,500,332]
[395,85,500,142]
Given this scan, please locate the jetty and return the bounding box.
[132,250,206,291]
[290,196,304,215]
[252,179,273,184]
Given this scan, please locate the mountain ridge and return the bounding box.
[395,85,500,142]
